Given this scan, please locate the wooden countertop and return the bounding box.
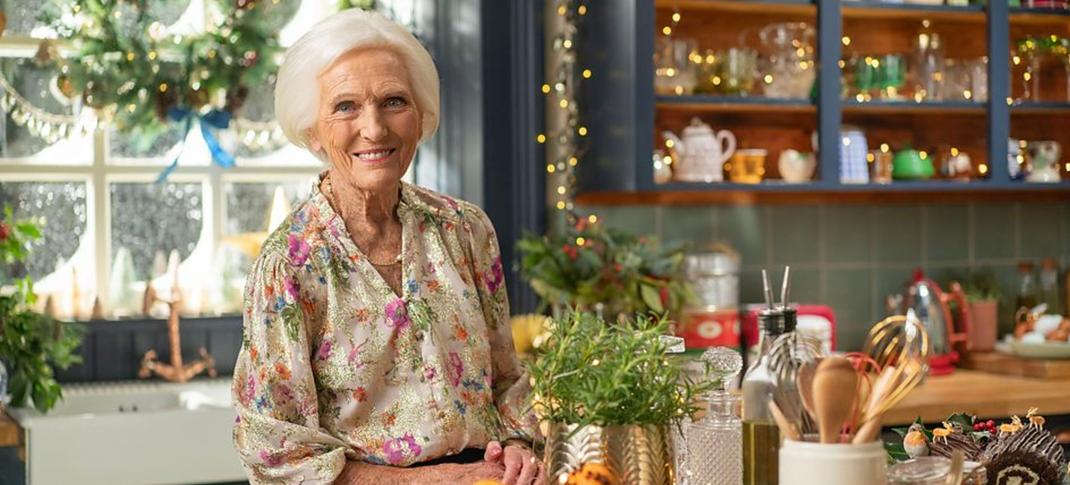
[0,410,20,448]
[3,370,1067,443]
[885,369,1070,426]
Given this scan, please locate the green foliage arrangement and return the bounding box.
[517,220,693,317]
[0,207,83,413]
[941,267,1002,302]
[525,310,714,428]
[41,0,284,147]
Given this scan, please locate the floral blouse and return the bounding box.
[232,174,536,484]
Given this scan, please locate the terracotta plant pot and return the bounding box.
[968,299,998,352]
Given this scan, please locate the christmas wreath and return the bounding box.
[41,0,284,164]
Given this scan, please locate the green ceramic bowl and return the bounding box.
[892,149,934,180]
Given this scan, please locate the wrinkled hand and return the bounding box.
[335,460,503,485]
[484,441,544,485]
[441,461,507,483]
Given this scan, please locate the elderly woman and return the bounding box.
[231,9,541,485]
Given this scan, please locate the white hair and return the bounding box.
[274,9,440,149]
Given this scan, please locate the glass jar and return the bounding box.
[758,22,816,99]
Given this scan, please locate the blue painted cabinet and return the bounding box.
[575,0,1070,197]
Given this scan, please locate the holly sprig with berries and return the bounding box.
[39,0,283,148]
[516,219,694,319]
[0,206,83,413]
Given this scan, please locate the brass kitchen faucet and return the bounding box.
[138,282,216,383]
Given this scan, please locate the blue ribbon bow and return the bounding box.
[155,107,237,183]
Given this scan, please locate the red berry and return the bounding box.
[987,420,995,428]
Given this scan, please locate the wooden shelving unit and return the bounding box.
[573,0,1070,203]
[654,0,815,14]
[656,95,815,114]
[1011,102,1070,115]
[842,100,987,115]
[842,2,986,21]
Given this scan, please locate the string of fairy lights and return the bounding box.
[539,0,597,231]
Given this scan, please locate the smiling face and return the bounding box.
[308,48,422,192]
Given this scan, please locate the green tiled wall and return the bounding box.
[578,202,1070,350]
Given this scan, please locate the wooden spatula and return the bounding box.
[813,357,858,444]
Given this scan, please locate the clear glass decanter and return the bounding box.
[683,346,744,485]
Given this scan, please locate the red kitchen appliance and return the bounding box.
[887,269,972,376]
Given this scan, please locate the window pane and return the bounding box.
[108,124,187,162]
[225,181,310,235]
[0,58,91,163]
[0,0,51,37]
[0,182,88,282]
[144,0,192,26]
[110,182,203,280]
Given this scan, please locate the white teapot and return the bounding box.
[662,118,736,182]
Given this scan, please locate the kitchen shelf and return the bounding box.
[842,100,987,115]
[1010,102,1070,114]
[1009,6,1070,25]
[842,2,986,21]
[656,95,816,113]
[575,182,1070,205]
[573,0,1070,201]
[654,0,816,15]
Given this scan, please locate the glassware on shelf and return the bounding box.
[878,54,907,100]
[869,148,894,184]
[967,57,989,102]
[937,145,974,180]
[758,22,816,99]
[943,59,973,102]
[679,347,745,485]
[913,23,945,101]
[1025,140,1062,182]
[1009,138,1027,180]
[695,49,721,95]
[721,47,759,97]
[1018,38,1044,101]
[655,37,699,96]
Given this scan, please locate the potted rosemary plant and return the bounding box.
[526,310,713,485]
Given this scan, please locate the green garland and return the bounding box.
[42,0,283,147]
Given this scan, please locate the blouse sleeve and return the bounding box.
[232,251,349,484]
[466,208,540,445]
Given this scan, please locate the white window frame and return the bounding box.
[1,0,432,318]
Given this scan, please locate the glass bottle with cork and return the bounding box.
[1016,260,1039,312]
[1039,258,1062,315]
[742,269,797,485]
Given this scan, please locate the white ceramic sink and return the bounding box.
[8,379,246,485]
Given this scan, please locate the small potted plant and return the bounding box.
[0,207,83,412]
[517,220,693,322]
[964,269,1001,352]
[944,268,1001,352]
[526,310,713,485]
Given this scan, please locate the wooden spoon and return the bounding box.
[852,365,898,444]
[813,357,858,444]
